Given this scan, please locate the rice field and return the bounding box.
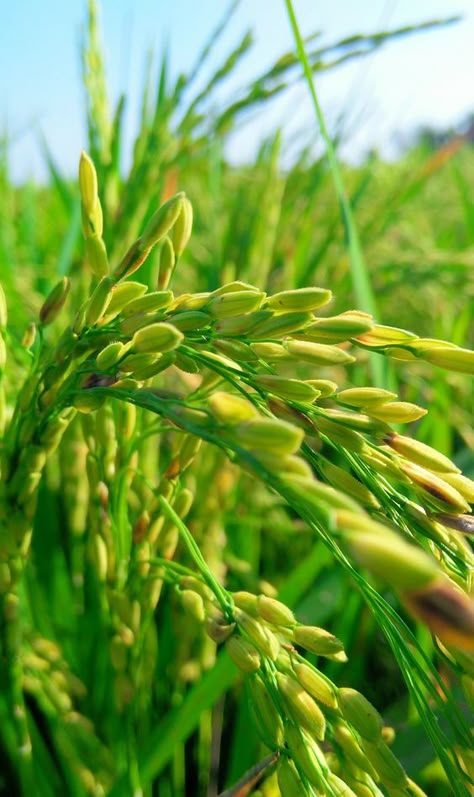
[0,3,473,796]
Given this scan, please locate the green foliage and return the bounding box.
[0,3,473,796]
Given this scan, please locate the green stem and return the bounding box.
[157,496,232,617]
[283,0,385,388]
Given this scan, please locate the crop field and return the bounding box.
[0,2,473,796]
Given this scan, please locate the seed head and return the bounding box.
[365,401,427,424]
[293,661,338,709]
[85,234,109,277]
[419,344,474,374]
[208,392,259,424]
[72,392,106,413]
[332,721,377,775]
[205,614,236,643]
[170,292,210,311]
[404,579,474,651]
[250,342,292,361]
[325,773,359,797]
[21,327,38,357]
[180,576,215,603]
[285,339,356,366]
[79,151,104,240]
[39,278,71,326]
[247,674,284,747]
[181,590,205,623]
[232,591,259,617]
[277,759,306,796]
[121,290,173,317]
[253,375,320,403]
[171,196,193,256]
[384,432,459,473]
[258,453,312,479]
[110,636,128,672]
[355,324,417,347]
[132,322,183,354]
[438,471,474,503]
[400,461,470,513]
[234,608,280,660]
[0,283,7,328]
[257,595,295,627]
[360,739,408,788]
[232,418,304,456]
[285,724,327,787]
[251,311,312,338]
[338,688,382,742]
[307,309,373,335]
[208,290,266,319]
[226,635,261,672]
[105,281,148,317]
[313,416,365,451]
[277,673,326,739]
[285,474,361,514]
[337,387,397,407]
[91,534,108,581]
[177,435,202,473]
[434,513,474,535]
[211,280,261,296]
[79,151,99,221]
[141,193,186,250]
[96,341,128,371]
[85,277,115,326]
[342,523,439,591]
[319,461,380,508]
[266,287,332,313]
[158,237,175,289]
[293,625,346,660]
[213,338,256,363]
[169,310,211,332]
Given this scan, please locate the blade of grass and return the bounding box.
[283,0,386,388]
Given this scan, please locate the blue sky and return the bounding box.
[2,0,473,181]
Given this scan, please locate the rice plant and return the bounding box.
[0,2,473,796]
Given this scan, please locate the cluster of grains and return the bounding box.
[1,149,473,791]
[81,403,201,710]
[353,325,474,374]
[22,635,114,793]
[0,153,196,763]
[177,578,428,796]
[206,392,474,653]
